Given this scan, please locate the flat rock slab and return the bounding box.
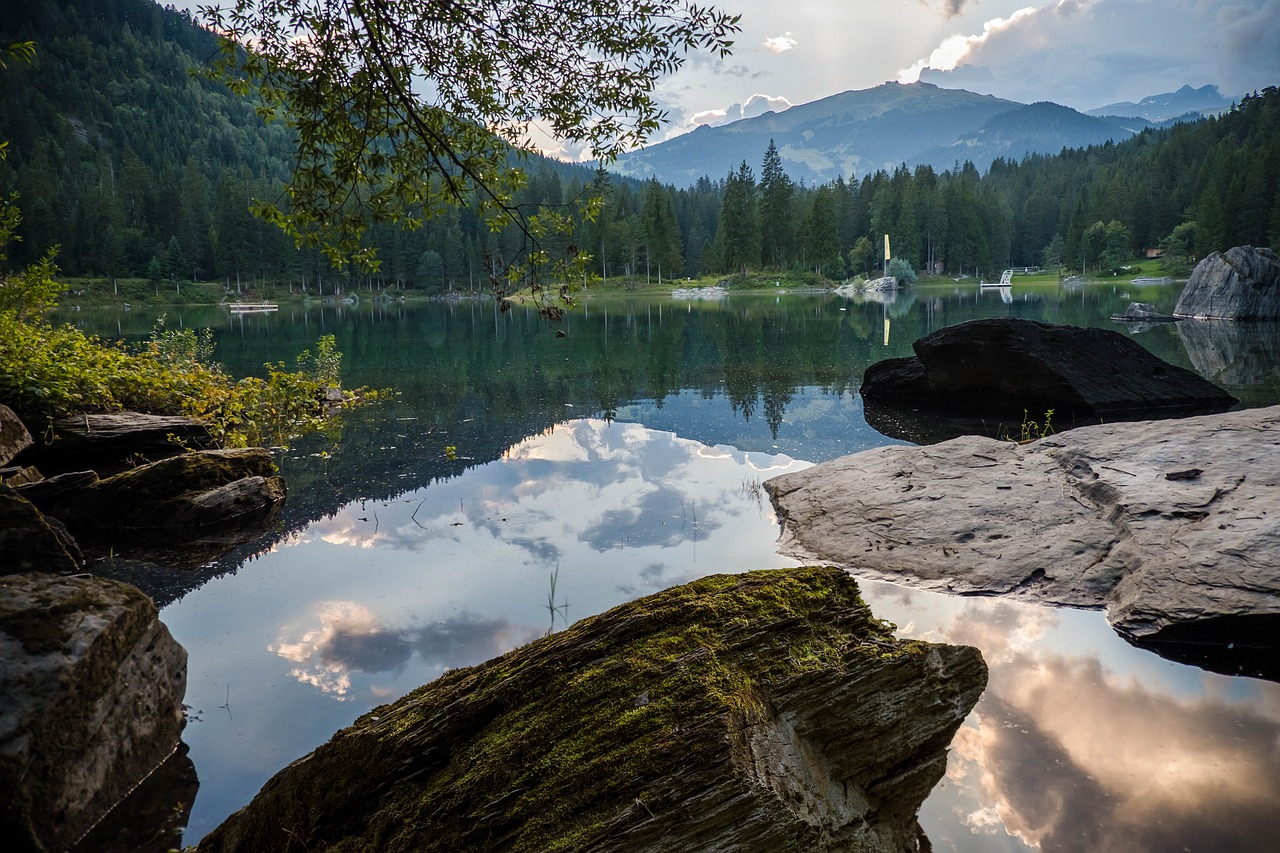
[0,573,187,852]
[197,567,986,853]
[766,406,1280,659]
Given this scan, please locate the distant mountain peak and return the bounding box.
[1087,85,1231,121]
[613,83,1148,187]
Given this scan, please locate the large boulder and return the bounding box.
[1173,245,1280,319]
[23,448,285,535]
[860,318,1236,442]
[0,573,188,852]
[197,567,987,853]
[14,411,215,477]
[0,487,81,575]
[766,405,1280,680]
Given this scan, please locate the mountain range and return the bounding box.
[1086,84,1234,122]
[611,81,1219,187]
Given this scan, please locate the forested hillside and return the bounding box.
[2,1,1277,290]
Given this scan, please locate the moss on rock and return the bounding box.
[198,567,986,853]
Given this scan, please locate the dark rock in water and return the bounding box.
[196,567,987,853]
[0,404,33,467]
[15,411,215,477]
[1128,613,1280,682]
[25,448,285,534]
[0,573,187,852]
[766,405,1280,681]
[1173,245,1280,319]
[860,318,1236,442]
[0,486,81,574]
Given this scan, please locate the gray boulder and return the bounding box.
[1173,245,1280,319]
[766,405,1280,679]
[197,567,986,853]
[0,573,187,852]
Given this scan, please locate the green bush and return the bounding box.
[0,314,369,449]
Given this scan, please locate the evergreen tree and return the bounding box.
[803,185,844,278]
[758,140,794,269]
[715,162,759,274]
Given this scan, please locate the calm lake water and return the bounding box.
[60,280,1280,851]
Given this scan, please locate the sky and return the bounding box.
[176,1,1280,156]
[650,0,1280,141]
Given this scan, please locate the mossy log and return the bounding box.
[198,567,987,853]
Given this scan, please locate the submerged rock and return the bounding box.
[766,405,1280,680]
[197,567,987,853]
[860,318,1236,443]
[0,573,187,852]
[1173,245,1280,319]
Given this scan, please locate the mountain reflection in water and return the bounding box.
[59,285,1280,850]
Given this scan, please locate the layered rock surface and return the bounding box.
[766,406,1280,675]
[197,567,986,853]
[14,411,214,476]
[1173,245,1280,319]
[0,573,188,852]
[20,447,285,535]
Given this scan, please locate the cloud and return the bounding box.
[690,93,793,129]
[762,32,798,53]
[922,0,978,17]
[899,0,1280,111]
[897,5,1043,84]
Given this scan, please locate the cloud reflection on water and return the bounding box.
[261,418,1280,851]
[269,419,806,702]
[926,600,1280,851]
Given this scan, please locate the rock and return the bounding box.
[196,567,987,853]
[1109,301,1178,322]
[0,573,187,852]
[16,411,215,477]
[0,465,42,486]
[1,403,33,467]
[0,486,80,575]
[24,448,285,535]
[860,318,1237,442]
[1173,245,1280,319]
[766,405,1280,679]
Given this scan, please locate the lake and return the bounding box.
[60,279,1280,851]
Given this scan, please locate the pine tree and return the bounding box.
[758,140,794,270]
[715,162,759,274]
